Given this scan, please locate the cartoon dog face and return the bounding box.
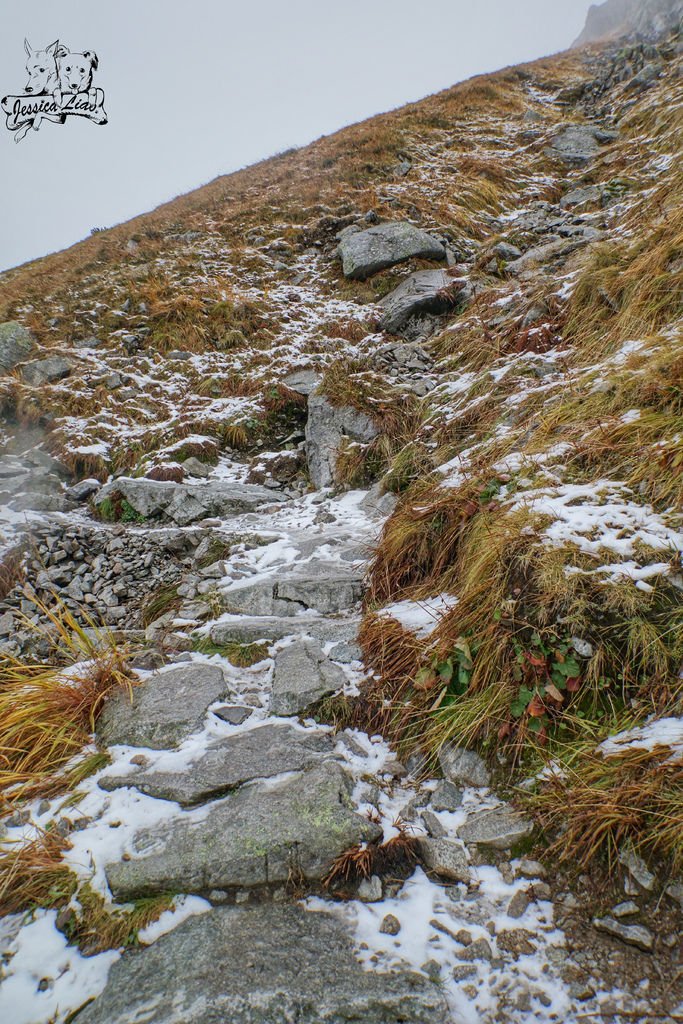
[57,51,99,94]
[24,39,64,94]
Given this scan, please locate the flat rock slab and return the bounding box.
[271,639,346,715]
[378,270,472,334]
[457,807,533,851]
[545,124,617,166]
[338,221,446,280]
[97,664,230,750]
[99,722,335,805]
[94,477,279,525]
[76,903,449,1024]
[222,564,363,617]
[105,764,381,899]
[209,614,359,646]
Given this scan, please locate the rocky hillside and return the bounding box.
[574,0,683,45]
[0,18,682,1024]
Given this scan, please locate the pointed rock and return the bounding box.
[378,270,472,334]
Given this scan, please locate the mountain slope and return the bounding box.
[574,0,683,45]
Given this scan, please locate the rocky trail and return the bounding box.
[1,15,682,1024]
[2,481,673,1024]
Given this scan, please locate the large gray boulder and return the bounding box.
[338,222,446,280]
[97,664,230,749]
[305,390,378,489]
[0,321,33,373]
[545,125,617,166]
[105,764,381,898]
[20,355,72,385]
[94,477,278,525]
[99,723,335,805]
[271,638,346,715]
[378,270,472,334]
[76,904,449,1024]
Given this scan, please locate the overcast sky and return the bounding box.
[0,0,595,273]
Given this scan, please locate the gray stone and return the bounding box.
[212,704,254,725]
[546,125,617,166]
[222,565,363,618]
[438,745,490,787]
[507,890,532,919]
[282,369,321,395]
[417,837,470,883]
[666,880,683,908]
[515,859,546,879]
[97,664,230,749]
[612,901,639,918]
[505,236,591,275]
[430,780,463,812]
[105,764,382,899]
[76,904,448,1024]
[20,356,72,385]
[338,221,446,280]
[357,875,383,902]
[593,916,654,953]
[360,482,399,518]
[94,478,278,525]
[209,614,359,647]
[305,390,378,489]
[457,808,533,851]
[99,722,334,805]
[0,321,34,373]
[420,810,447,838]
[560,184,605,209]
[378,270,472,334]
[65,478,101,502]
[492,241,523,261]
[456,937,494,962]
[180,456,210,478]
[271,638,346,715]
[618,846,656,891]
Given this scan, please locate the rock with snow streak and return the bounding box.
[271,638,347,715]
[105,763,381,899]
[378,269,473,334]
[221,563,364,618]
[98,722,335,805]
[338,221,446,280]
[97,664,230,750]
[76,903,450,1024]
[93,477,280,525]
[545,124,618,166]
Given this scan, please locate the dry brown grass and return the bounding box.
[0,595,136,806]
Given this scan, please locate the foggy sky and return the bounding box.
[0,0,595,273]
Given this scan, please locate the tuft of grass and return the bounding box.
[0,831,76,916]
[141,585,181,628]
[192,636,269,667]
[525,737,683,872]
[0,594,136,806]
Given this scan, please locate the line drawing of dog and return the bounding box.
[16,39,67,141]
[23,38,63,96]
[57,50,99,101]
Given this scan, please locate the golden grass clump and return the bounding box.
[0,595,136,807]
[527,739,683,872]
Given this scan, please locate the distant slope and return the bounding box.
[574,0,683,45]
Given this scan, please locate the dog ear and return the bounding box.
[83,50,99,70]
[55,44,69,59]
[45,40,60,57]
[24,38,32,58]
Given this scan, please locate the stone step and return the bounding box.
[75,904,449,1024]
[105,764,381,900]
